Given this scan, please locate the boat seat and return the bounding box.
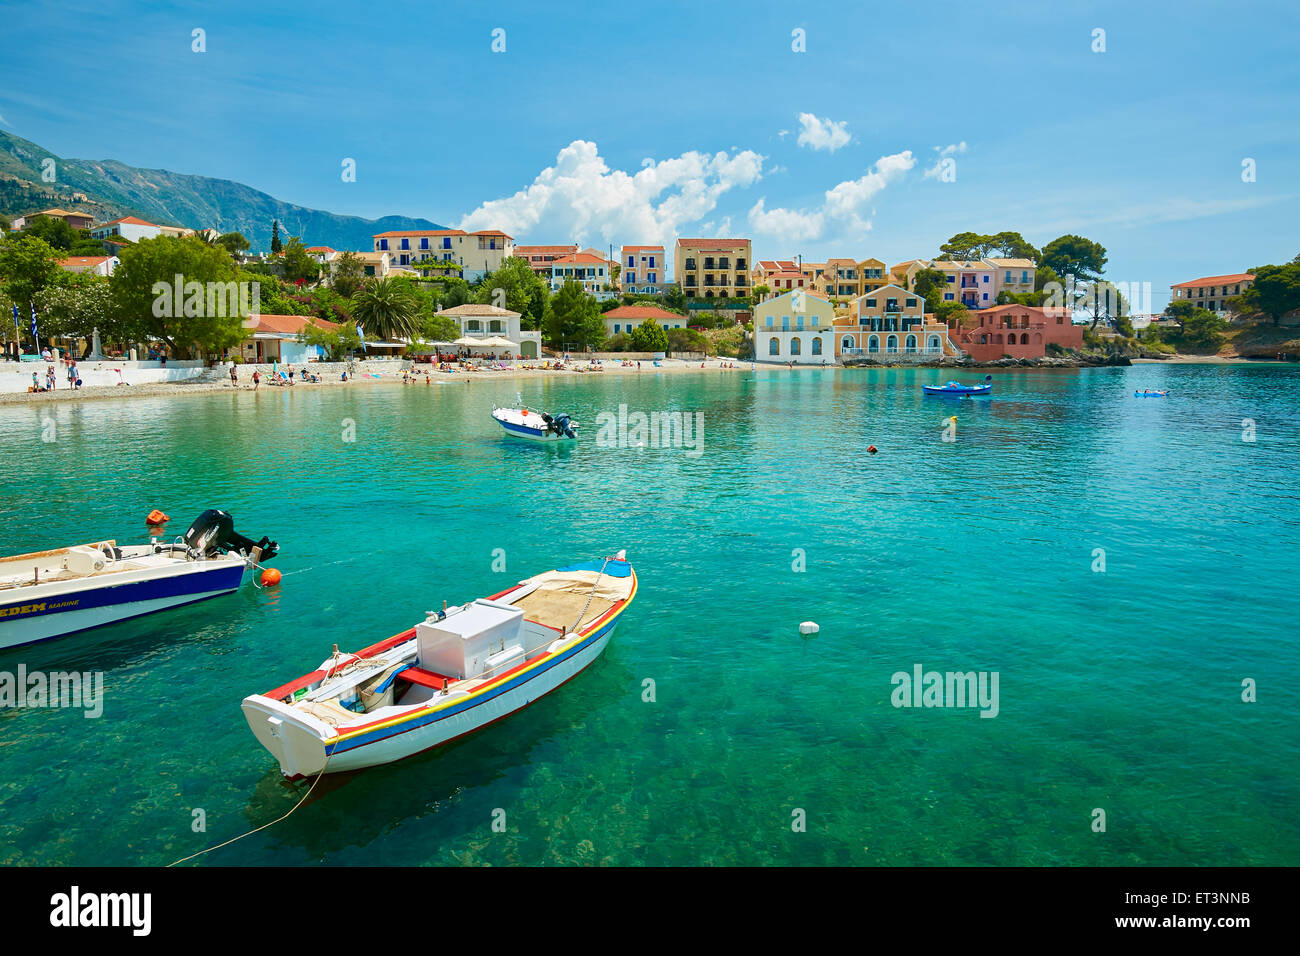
[397,666,455,690]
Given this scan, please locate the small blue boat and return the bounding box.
[923,375,993,397]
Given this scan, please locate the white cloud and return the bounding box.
[795,113,851,153]
[924,142,968,179]
[748,150,916,240]
[457,140,763,249]
[777,129,790,139]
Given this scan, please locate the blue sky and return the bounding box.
[3,0,1297,307]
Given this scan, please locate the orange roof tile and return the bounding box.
[1171,273,1254,288]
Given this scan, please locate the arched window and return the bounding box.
[705,290,714,298]
[928,335,940,352]
[769,337,780,355]
[1021,333,1030,345]
[790,337,801,355]
[842,335,855,351]
[468,320,481,332]
[905,334,917,353]
[490,320,504,333]
[811,338,822,355]
[887,334,898,353]
[868,335,879,353]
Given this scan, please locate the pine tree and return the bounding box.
[270,220,282,254]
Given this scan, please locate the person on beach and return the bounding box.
[41,346,52,362]
[252,370,260,390]
[46,365,56,390]
[31,371,40,392]
[288,368,295,385]
[67,362,76,388]
[230,365,238,386]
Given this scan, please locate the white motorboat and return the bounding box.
[0,510,278,651]
[491,405,578,441]
[242,553,636,778]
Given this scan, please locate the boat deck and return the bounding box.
[513,587,617,633]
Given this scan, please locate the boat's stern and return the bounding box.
[241,695,335,779]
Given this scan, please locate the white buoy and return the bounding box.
[799,621,819,635]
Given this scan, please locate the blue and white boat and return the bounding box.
[242,553,636,778]
[923,375,994,396]
[491,404,578,441]
[0,510,278,651]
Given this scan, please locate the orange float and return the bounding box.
[260,568,282,587]
[146,509,170,525]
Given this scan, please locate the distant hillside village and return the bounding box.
[2,206,1298,367]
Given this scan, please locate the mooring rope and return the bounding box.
[166,752,332,867]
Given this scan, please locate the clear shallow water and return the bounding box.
[1,363,1297,866]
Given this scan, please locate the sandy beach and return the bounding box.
[0,357,753,406]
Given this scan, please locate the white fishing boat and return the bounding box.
[0,510,278,651]
[491,404,578,441]
[242,553,636,778]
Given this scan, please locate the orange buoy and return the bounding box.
[146,509,170,525]
[868,445,878,454]
[260,568,282,587]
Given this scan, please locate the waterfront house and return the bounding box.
[1170,273,1254,316]
[898,259,996,309]
[603,304,689,338]
[753,289,836,364]
[751,261,808,301]
[987,258,1036,300]
[90,216,191,243]
[953,304,1082,361]
[547,252,613,296]
[236,314,339,365]
[57,255,118,277]
[14,208,96,231]
[621,245,667,294]
[833,284,957,360]
[306,246,339,267]
[348,251,392,278]
[675,238,751,300]
[516,244,578,275]
[436,303,542,359]
[373,229,514,281]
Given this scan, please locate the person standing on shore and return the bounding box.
[252,369,260,390]
[230,364,238,387]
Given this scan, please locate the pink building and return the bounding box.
[955,305,1082,361]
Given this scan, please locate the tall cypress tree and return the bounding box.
[270,220,282,254]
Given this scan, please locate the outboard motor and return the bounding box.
[553,414,577,439]
[179,509,279,560]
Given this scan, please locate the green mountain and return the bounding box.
[0,129,445,251]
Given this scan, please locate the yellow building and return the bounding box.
[373,229,514,280]
[833,284,958,361]
[675,238,752,299]
[753,289,837,363]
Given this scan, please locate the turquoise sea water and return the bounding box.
[1,363,1297,866]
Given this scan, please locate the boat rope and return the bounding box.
[570,556,611,633]
[165,752,333,867]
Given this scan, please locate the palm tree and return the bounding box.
[351,277,421,341]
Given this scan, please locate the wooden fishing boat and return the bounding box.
[241,553,636,778]
[0,510,277,651]
[491,405,578,441]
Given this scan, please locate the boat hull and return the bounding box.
[244,623,617,778]
[923,384,992,396]
[0,560,246,651]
